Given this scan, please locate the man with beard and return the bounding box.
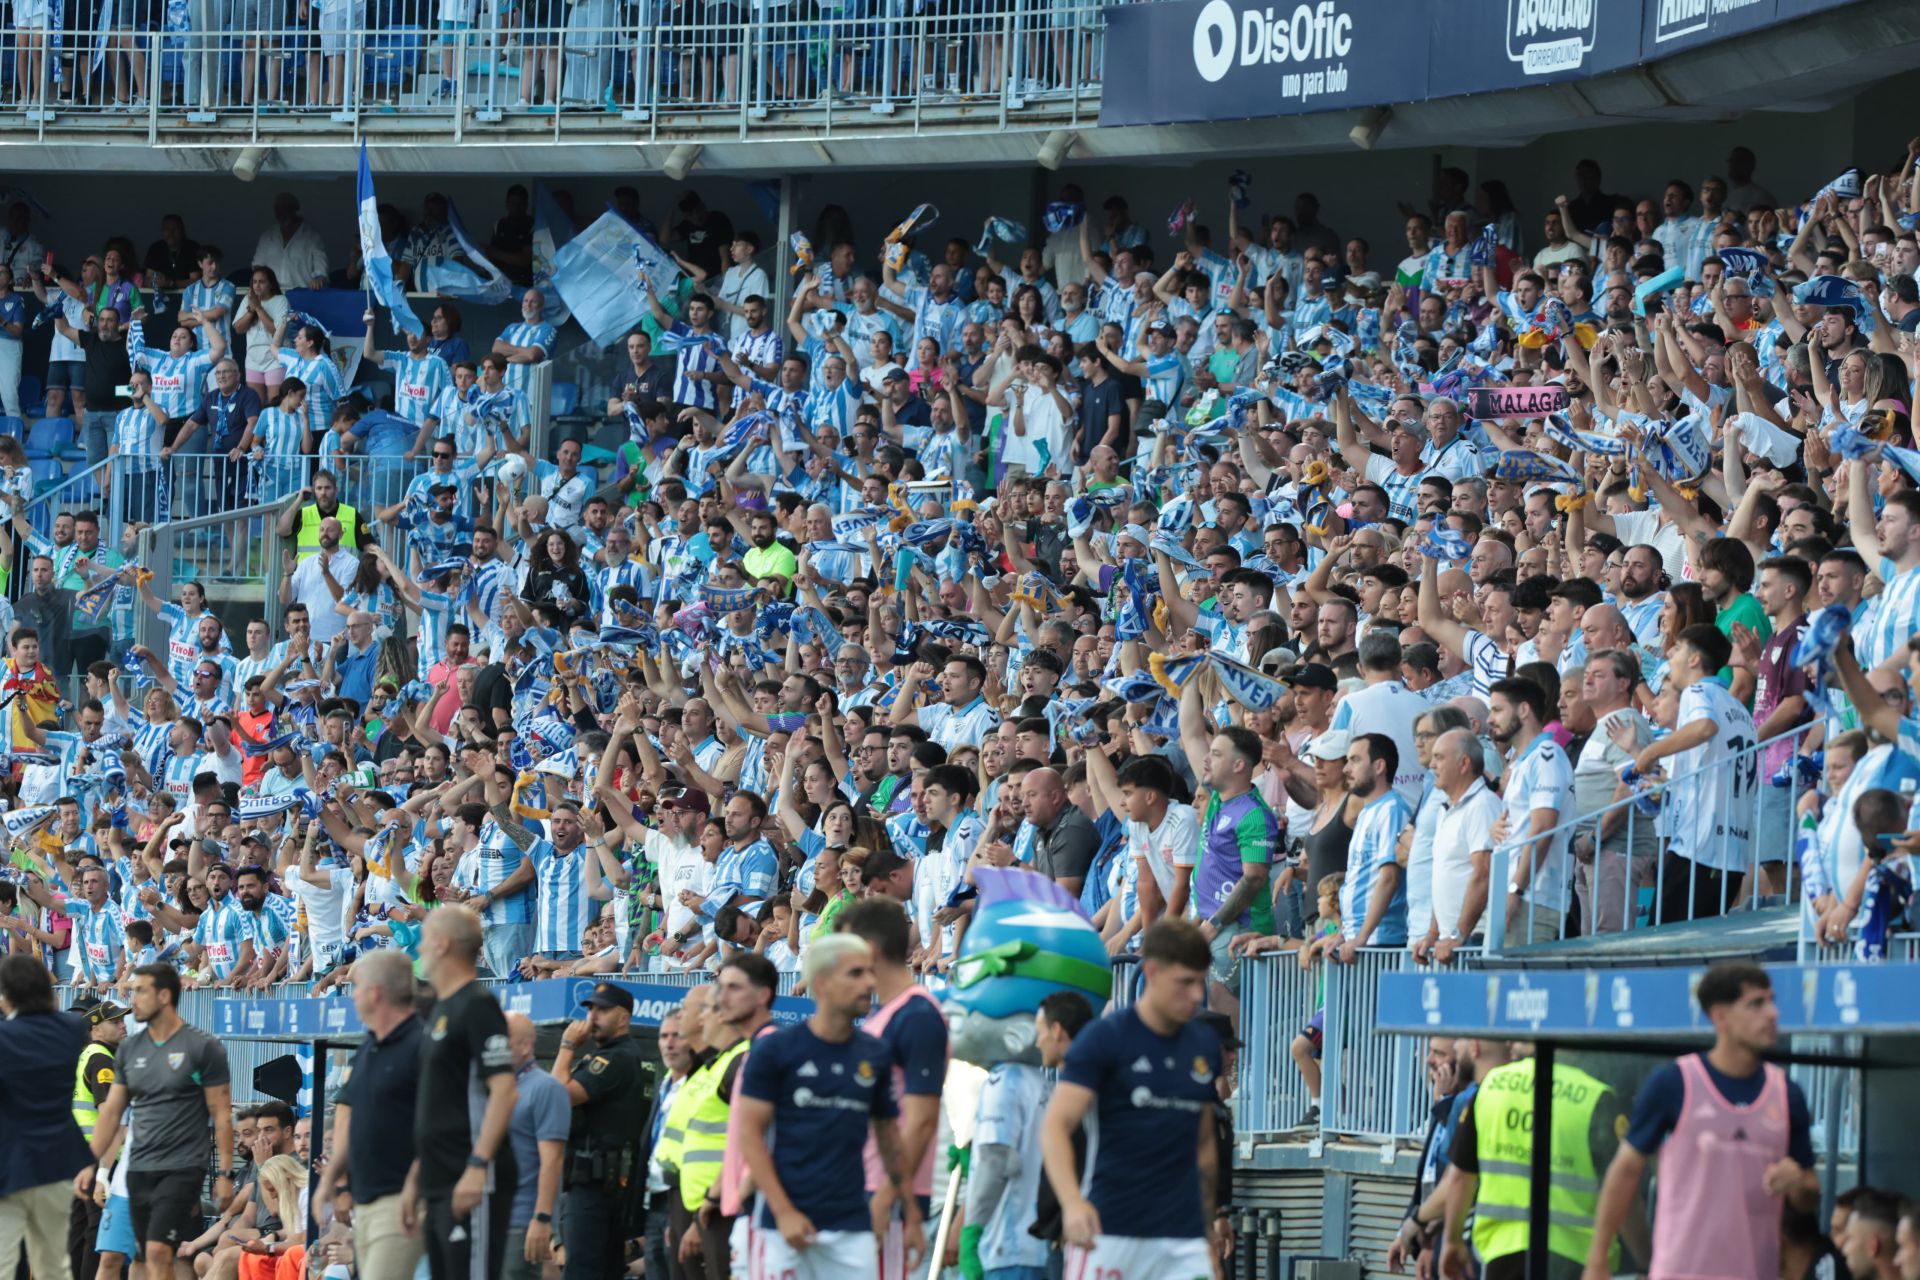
[281,516,359,646]
[738,510,797,592]
[232,865,293,988]
[1486,676,1574,947]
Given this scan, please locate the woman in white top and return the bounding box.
[231,266,293,405]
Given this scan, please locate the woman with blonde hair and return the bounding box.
[236,1153,310,1280]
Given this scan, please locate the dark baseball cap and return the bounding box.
[661,787,710,814]
[1281,663,1337,692]
[581,983,635,1013]
[71,996,131,1025]
[881,366,910,384]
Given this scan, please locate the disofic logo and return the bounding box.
[1192,0,1354,84]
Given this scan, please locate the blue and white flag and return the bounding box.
[355,144,423,338]
[1792,602,1851,693]
[1794,274,1873,330]
[529,182,574,327]
[552,208,682,348]
[975,217,1028,255]
[414,198,513,306]
[1644,414,1712,484]
[1718,246,1769,277]
[1485,450,1584,489]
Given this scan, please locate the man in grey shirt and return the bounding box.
[502,1011,570,1280]
[80,964,235,1272]
[1021,767,1099,896]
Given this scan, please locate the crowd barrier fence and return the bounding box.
[0,8,1106,140]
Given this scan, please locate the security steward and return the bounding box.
[70,997,130,1280]
[1439,1046,1630,1280]
[552,982,650,1280]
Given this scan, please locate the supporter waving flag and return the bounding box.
[355,143,423,338]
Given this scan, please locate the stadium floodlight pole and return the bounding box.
[1036,129,1079,171]
[662,143,703,182]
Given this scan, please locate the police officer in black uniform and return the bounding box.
[552,983,650,1280]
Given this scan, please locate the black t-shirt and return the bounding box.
[144,239,201,285]
[672,212,734,277]
[1075,377,1127,462]
[341,1014,423,1202]
[81,331,133,409]
[414,981,516,1197]
[373,727,420,766]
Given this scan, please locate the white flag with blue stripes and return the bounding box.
[356,144,424,338]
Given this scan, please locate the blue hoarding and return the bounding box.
[1099,0,1430,128]
[214,977,815,1041]
[1378,963,1920,1039]
[1101,0,1860,127]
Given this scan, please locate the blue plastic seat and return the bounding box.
[550,381,580,417]
[29,457,63,491]
[0,416,23,441]
[24,415,73,460]
[16,376,41,409]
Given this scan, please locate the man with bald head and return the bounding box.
[1022,767,1098,897]
[281,514,358,644]
[501,1012,569,1280]
[1467,537,1513,586]
[1418,729,1501,965]
[323,609,383,708]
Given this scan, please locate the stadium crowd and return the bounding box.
[0,138,1919,1277]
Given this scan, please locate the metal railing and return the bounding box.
[133,487,292,650]
[0,8,1104,141]
[1482,722,1816,955]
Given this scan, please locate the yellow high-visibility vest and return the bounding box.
[1471,1057,1618,1271]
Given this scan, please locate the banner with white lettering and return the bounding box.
[1426,0,1639,98]
[1100,0,1428,127]
[1100,0,1861,126]
[1639,0,1853,57]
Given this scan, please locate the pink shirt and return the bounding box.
[1648,1053,1789,1280]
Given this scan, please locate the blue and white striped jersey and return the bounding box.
[277,348,346,442]
[453,826,534,925]
[384,350,453,427]
[496,321,555,395]
[528,839,593,955]
[1858,560,1920,673]
[700,837,779,918]
[127,325,215,420]
[1340,791,1411,945]
[112,405,164,471]
[182,278,237,349]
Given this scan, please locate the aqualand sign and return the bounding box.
[1100,0,1858,127]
